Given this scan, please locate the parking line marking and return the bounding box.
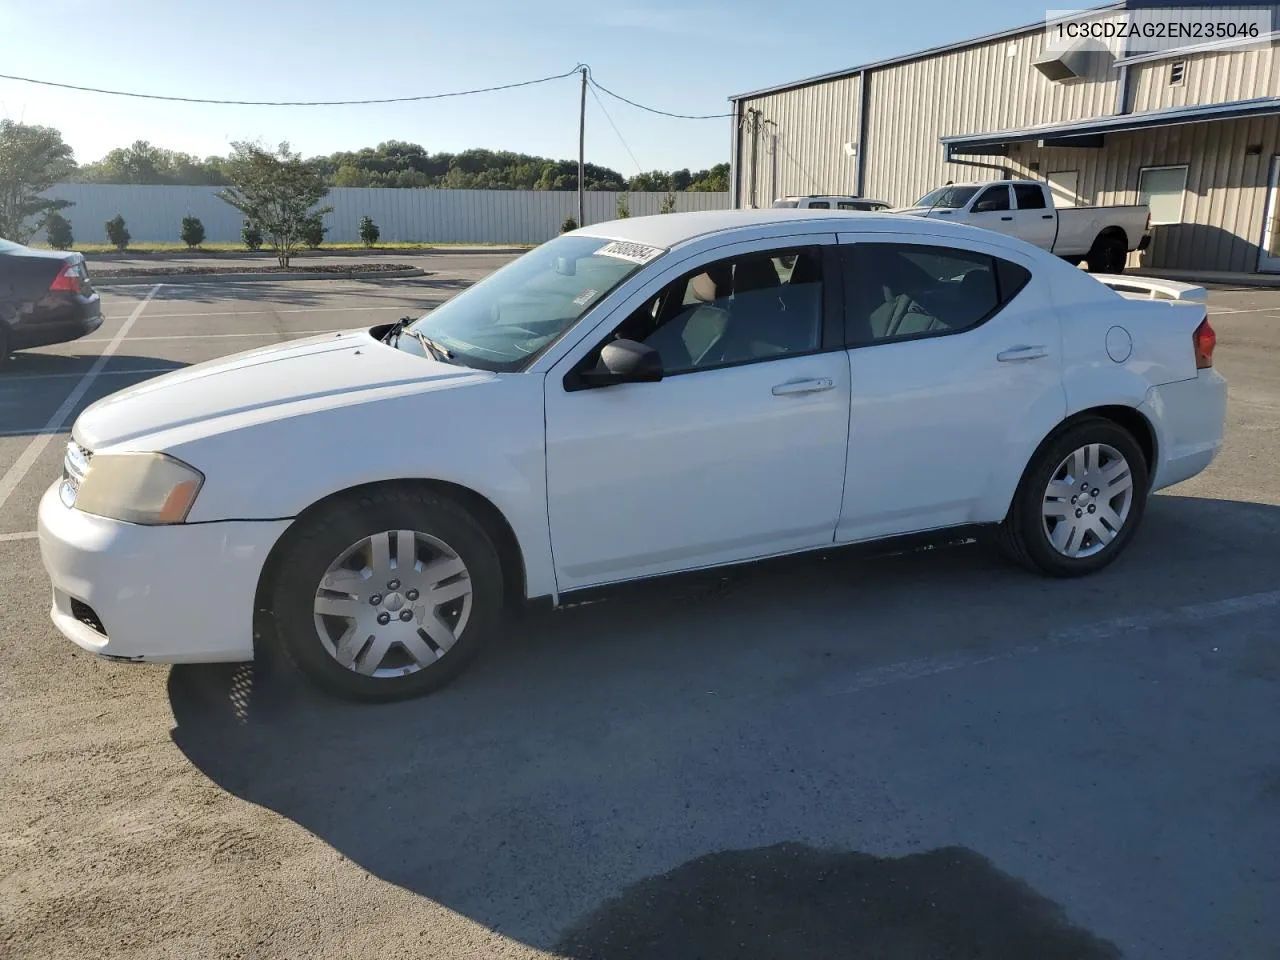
[0,367,178,383]
[831,587,1280,696]
[80,330,335,343]
[0,284,162,513]
[135,305,410,319]
[0,531,38,542]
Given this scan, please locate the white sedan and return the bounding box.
[38,209,1227,702]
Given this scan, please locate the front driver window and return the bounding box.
[612,248,824,375]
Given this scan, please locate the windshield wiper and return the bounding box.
[384,315,453,363]
[406,329,453,363]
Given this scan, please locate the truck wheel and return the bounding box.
[1086,235,1126,273]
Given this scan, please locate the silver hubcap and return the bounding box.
[313,529,472,678]
[1041,442,1134,559]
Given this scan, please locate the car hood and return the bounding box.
[74,328,490,449]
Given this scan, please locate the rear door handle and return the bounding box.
[1041,214,1054,220]
[1000,216,1014,221]
[772,377,835,396]
[996,345,1048,362]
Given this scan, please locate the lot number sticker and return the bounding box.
[596,241,665,265]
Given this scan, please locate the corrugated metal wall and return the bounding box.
[738,75,862,207]
[1005,115,1280,272]
[1128,28,1280,111]
[861,19,1126,206]
[35,185,730,245]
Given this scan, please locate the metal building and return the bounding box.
[729,2,1280,274]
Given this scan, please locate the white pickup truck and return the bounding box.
[897,179,1151,273]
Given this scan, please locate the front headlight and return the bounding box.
[67,451,204,525]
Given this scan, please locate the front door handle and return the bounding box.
[772,377,835,396]
[1042,214,1054,220]
[1000,215,1014,221]
[996,345,1048,362]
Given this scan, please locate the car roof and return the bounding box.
[574,207,1020,251]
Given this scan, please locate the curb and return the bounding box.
[82,247,532,261]
[92,267,427,286]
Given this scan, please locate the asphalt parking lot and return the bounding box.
[1,260,1277,959]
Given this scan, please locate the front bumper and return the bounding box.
[37,482,290,663]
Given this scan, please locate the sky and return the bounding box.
[0,0,1059,175]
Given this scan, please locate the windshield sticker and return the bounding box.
[596,240,665,265]
[572,288,599,306]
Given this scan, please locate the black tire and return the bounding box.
[1086,234,1127,273]
[267,485,504,702]
[997,418,1149,578]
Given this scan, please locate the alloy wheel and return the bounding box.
[1041,442,1134,559]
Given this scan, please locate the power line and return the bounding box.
[0,67,585,106]
[589,76,733,120]
[588,82,642,176]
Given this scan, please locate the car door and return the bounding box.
[834,233,1066,543]
[967,184,1016,238]
[543,237,851,592]
[1011,183,1057,250]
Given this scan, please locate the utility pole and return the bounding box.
[578,67,587,228]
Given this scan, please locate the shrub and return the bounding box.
[104,214,130,251]
[561,216,578,233]
[615,195,630,219]
[241,220,263,251]
[658,190,677,214]
[180,216,205,249]
[300,214,327,249]
[358,215,380,248]
[45,211,73,250]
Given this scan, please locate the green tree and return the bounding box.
[241,220,263,251]
[359,215,380,247]
[180,215,206,249]
[659,190,677,214]
[299,214,326,249]
[0,120,75,242]
[105,214,130,251]
[561,216,578,233]
[218,142,332,268]
[688,163,730,192]
[615,194,630,219]
[45,211,74,249]
[75,140,229,186]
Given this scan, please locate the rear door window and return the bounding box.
[841,243,1031,346]
[1014,184,1047,209]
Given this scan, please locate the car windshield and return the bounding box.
[914,186,980,209]
[400,234,659,372]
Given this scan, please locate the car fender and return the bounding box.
[169,378,557,600]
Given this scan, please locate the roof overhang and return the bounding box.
[942,96,1280,157]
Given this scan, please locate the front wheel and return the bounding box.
[267,486,504,702]
[998,419,1149,577]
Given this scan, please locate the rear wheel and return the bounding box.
[1086,234,1127,273]
[998,419,1149,577]
[268,486,504,702]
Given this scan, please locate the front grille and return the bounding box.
[69,598,107,636]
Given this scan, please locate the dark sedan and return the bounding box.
[0,238,102,363]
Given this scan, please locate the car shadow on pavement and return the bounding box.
[168,493,1280,955]
[0,355,187,437]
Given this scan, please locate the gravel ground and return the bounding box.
[0,268,1277,960]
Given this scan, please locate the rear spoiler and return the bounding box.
[1091,274,1208,304]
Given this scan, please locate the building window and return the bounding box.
[1138,165,1189,225]
[1169,60,1186,85]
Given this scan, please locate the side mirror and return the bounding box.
[580,339,663,387]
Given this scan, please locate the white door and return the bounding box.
[1011,183,1058,250]
[1260,155,1280,273]
[1047,171,1079,208]
[967,184,1018,239]
[545,239,851,591]
[834,234,1066,542]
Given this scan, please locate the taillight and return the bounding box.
[1193,317,1216,369]
[49,262,83,294]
